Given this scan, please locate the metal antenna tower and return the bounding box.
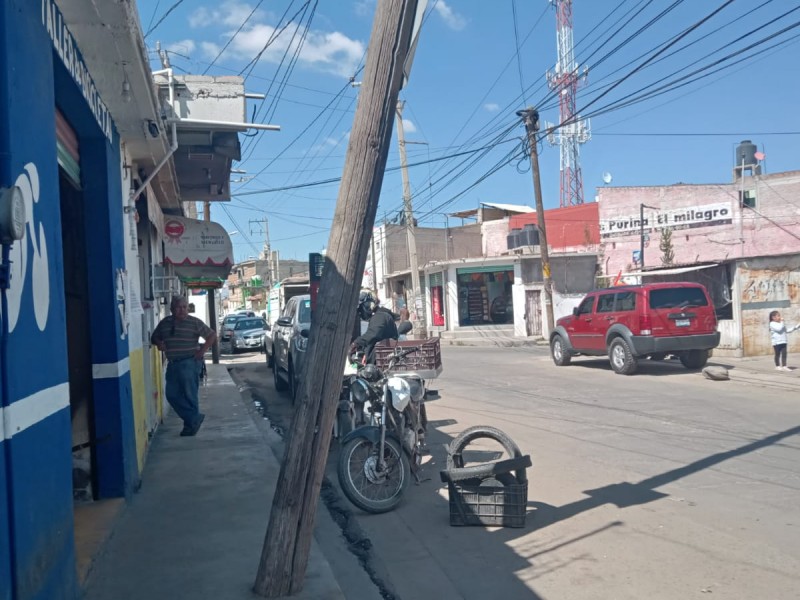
[545,0,590,207]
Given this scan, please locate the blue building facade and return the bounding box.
[1,1,138,597]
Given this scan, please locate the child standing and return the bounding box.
[769,310,799,371]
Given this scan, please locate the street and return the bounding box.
[228,345,800,600]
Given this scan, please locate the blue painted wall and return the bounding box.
[0,1,75,597]
[0,0,136,597]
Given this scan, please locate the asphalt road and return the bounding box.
[228,344,800,600]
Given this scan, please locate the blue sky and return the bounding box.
[135,0,800,262]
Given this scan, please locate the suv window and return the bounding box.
[282,298,296,319]
[596,294,615,313]
[576,297,595,315]
[297,298,312,323]
[615,291,636,312]
[649,287,709,309]
[235,318,264,330]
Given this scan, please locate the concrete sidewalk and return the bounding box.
[709,353,800,392]
[82,364,343,600]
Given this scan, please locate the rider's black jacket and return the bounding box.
[353,307,399,363]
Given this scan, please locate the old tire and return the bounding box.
[609,337,638,375]
[447,425,527,484]
[551,335,572,366]
[680,349,709,370]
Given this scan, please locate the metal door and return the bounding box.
[524,290,541,336]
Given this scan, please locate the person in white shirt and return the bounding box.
[769,310,799,371]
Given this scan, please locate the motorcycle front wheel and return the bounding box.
[337,436,410,514]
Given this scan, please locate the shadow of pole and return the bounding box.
[531,424,800,530]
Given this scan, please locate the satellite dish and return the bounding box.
[602,172,613,184]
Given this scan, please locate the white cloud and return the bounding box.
[201,41,221,57]
[167,39,197,55]
[184,2,366,77]
[484,103,500,112]
[434,1,466,31]
[354,0,376,17]
[218,24,365,77]
[402,119,417,133]
[189,1,267,29]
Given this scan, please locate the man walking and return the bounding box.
[151,296,217,436]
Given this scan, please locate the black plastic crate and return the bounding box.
[447,481,528,528]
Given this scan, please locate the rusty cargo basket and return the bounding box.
[374,338,443,379]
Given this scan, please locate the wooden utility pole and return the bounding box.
[518,108,555,334]
[253,1,420,596]
[396,101,426,336]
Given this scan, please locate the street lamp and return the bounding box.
[640,204,658,269]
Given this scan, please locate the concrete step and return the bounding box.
[439,325,515,340]
[439,335,544,348]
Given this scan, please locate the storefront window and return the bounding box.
[456,268,514,326]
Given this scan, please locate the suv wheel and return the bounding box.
[609,338,638,375]
[551,335,571,366]
[679,349,708,370]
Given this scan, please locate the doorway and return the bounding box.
[525,290,542,337]
[59,168,96,502]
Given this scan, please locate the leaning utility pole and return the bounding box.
[518,108,555,334]
[395,101,426,336]
[253,1,420,596]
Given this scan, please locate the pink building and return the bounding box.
[598,169,800,357]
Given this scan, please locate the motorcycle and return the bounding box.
[336,342,429,514]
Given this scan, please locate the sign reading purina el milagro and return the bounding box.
[600,202,733,238]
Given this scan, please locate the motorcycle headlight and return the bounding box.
[351,379,370,404]
[407,378,424,403]
[388,376,411,412]
[294,335,308,352]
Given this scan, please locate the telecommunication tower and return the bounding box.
[546,0,590,207]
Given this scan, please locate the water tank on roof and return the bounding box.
[520,224,540,246]
[507,228,522,250]
[735,140,757,167]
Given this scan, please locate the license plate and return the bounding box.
[675,319,690,327]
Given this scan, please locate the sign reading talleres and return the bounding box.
[600,202,733,238]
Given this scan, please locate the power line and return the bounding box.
[144,0,185,39]
[203,0,267,74]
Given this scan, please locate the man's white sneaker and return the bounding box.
[776,366,783,371]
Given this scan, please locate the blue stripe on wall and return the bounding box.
[8,409,76,600]
[0,442,12,600]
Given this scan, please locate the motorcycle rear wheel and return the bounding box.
[338,437,409,514]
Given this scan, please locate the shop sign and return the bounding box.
[600,202,733,238]
[41,0,113,143]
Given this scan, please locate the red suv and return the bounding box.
[550,282,720,375]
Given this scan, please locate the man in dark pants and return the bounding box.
[351,291,399,363]
[151,296,217,436]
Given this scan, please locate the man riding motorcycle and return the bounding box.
[350,291,399,363]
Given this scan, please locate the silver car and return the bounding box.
[229,317,269,354]
[271,294,312,402]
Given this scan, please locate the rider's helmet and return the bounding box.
[357,290,378,321]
